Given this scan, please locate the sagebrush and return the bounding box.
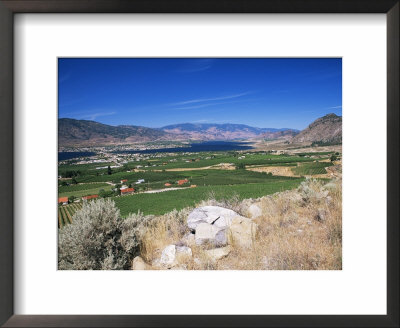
[59,199,149,270]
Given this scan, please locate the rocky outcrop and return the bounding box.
[205,246,232,261]
[151,206,259,269]
[195,222,227,246]
[187,206,258,249]
[160,245,177,267]
[291,113,342,144]
[157,244,193,268]
[228,216,257,248]
[187,206,239,231]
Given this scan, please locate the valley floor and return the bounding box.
[58,143,342,270]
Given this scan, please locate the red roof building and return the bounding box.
[177,179,189,185]
[58,197,68,204]
[121,188,134,194]
[82,195,99,201]
[121,179,128,183]
[164,183,172,187]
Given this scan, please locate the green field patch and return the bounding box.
[59,162,113,170]
[58,185,113,198]
[156,154,320,170]
[187,169,291,186]
[114,178,303,216]
[291,162,333,176]
[247,162,298,168]
[295,152,335,156]
[58,182,109,193]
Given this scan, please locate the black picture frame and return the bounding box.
[0,0,398,327]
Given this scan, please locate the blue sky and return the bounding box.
[58,58,342,130]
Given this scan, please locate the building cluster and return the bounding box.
[58,194,99,205]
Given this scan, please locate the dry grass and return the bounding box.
[139,208,190,264]
[137,177,342,270]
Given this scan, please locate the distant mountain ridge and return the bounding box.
[291,113,342,144]
[58,115,341,147]
[59,119,300,146]
[59,118,172,146]
[162,123,293,133]
[161,123,298,141]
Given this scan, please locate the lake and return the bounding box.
[58,151,97,161]
[59,141,254,160]
[114,141,254,154]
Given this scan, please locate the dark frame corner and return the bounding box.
[0,0,398,327]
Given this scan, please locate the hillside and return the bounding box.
[59,114,341,147]
[59,118,172,146]
[59,119,300,146]
[291,113,342,144]
[162,123,298,141]
[261,129,299,140]
[59,177,342,270]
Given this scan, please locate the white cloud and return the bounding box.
[174,99,247,110]
[171,91,252,107]
[79,111,116,120]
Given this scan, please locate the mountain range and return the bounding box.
[58,114,341,147]
[291,113,342,144]
[162,123,298,141]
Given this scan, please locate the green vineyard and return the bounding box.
[291,162,333,176]
[58,203,82,228]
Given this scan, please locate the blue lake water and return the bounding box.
[59,141,254,160]
[114,141,254,154]
[58,151,97,161]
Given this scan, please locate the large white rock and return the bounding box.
[247,204,262,219]
[205,246,232,261]
[187,206,241,231]
[158,245,192,269]
[131,256,151,270]
[195,222,227,246]
[229,216,258,248]
[160,245,176,266]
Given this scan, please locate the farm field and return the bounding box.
[58,182,109,193]
[291,161,333,176]
[58,183,113,198]
[58,150,337,223]
[140,154,321,170]
[58,203,82,228]
[60,152,331,182]
[113,177,304,216]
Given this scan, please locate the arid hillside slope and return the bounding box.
[291,113,342,144]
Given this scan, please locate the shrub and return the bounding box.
[298,178,329,204]
[58,198,141,270]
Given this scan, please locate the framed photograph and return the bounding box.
[0,0,398,327]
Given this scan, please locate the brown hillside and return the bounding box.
[291,113,342,144]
